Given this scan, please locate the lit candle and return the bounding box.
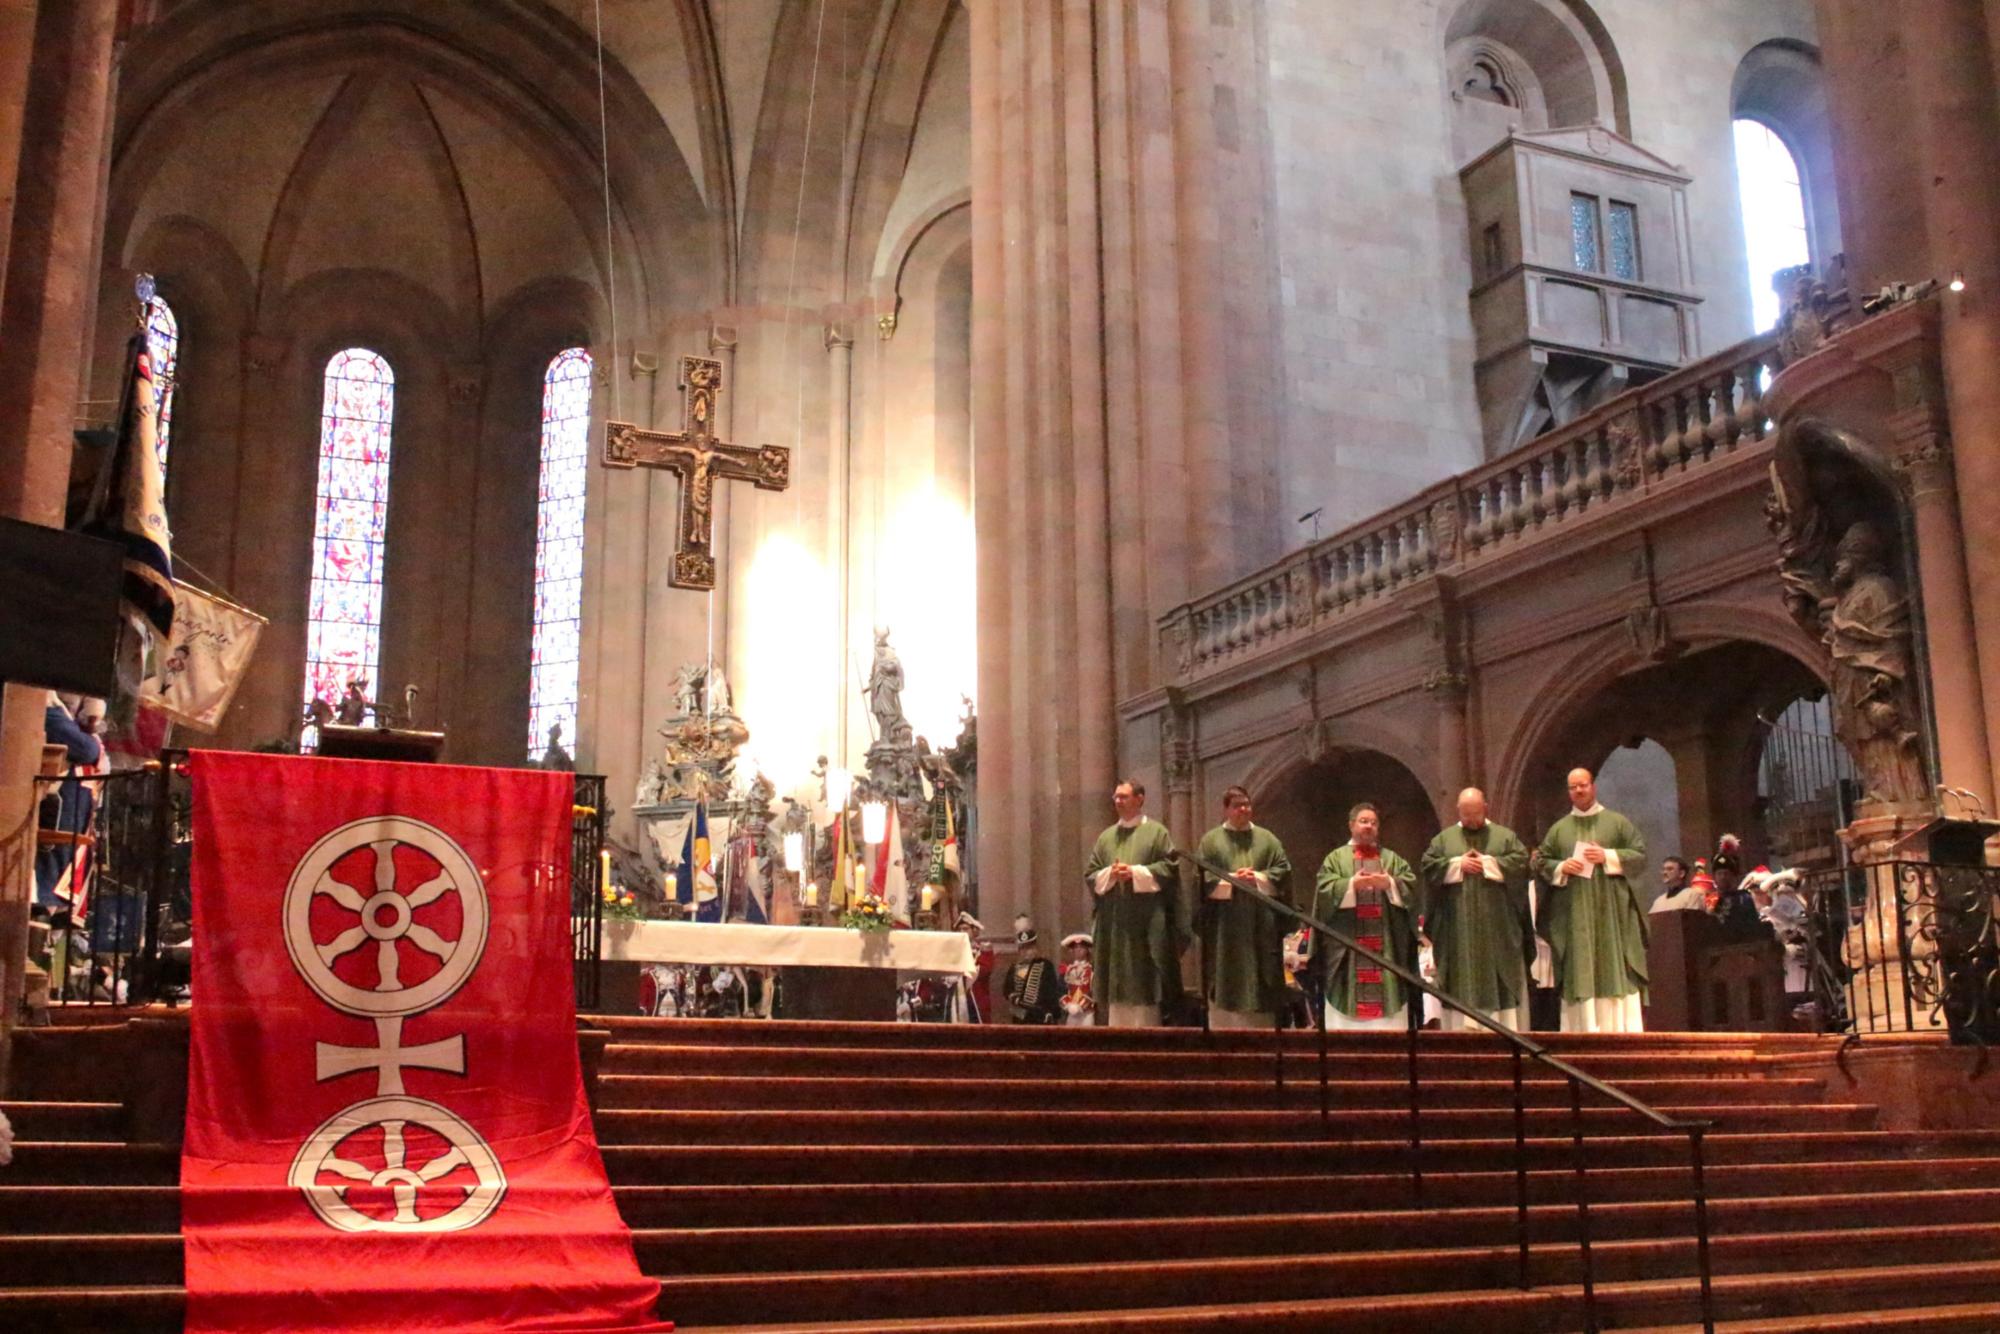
[861,800,888,845]
[921,883,935,913]
[599,847,611,900]
[783,831,805,874]
[804,881,819,907]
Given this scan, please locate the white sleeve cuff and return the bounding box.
[1481,854,1504,883]
[1603,849,1624,877]
[1442,860,1465,885]
[1209,878,1233,901]
[1130,865,1160,895]
[1092,867,1117,896]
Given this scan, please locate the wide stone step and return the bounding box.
[1623,1299,2000,1332]
[590,1102,1874,1146]
[0,1143,176,1185]
[632,1189,2000,1277]
[0,1100,126,1141]
[652,1223,2000,1326]
[595,1072,1829,1112]
[602,1041,1805,1082]
[0,1285,181,1334]
[685,1262,2000,1332]
[587,1016,1840,1058]
[608,1158,2000,1226]
[599,1129,2000,1186]
[0,1185,180,1234]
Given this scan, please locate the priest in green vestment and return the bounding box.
[1194,785,1294,1029]
[1312,802,1418,1031]
[1535,767,1649,1033]
[1083,778,1183,1027]
[1419,787,1532,1032]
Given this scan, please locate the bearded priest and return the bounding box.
[1420,787,1532,1032]
[1312,802,1418,1031]
[1194,785,1295,1030]
[1536,767,1649,1033]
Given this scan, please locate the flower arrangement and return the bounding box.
[601,882,645,922]
[840,890,895,933]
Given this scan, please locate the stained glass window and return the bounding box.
[1570,193,1601,273]
[303,348,395,750]
[1732,118,1811,332]
[145,294,180,476]
[529,347,592,758]
[1608,201,1639,281]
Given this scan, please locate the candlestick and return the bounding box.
[599,847,611,901]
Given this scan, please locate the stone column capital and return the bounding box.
[824,322,854,352]
[708,323,738,355]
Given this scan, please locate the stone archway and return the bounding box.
[1512,639,1827,870]
[1251,749,1438,891]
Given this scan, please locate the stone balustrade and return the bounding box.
[1159,331,1786,686]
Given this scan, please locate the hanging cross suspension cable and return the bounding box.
[593,0,621,423]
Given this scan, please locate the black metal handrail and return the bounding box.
[1176,846,1716,1334]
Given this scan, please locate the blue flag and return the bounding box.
[677,803,720,922]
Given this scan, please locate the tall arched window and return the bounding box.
[529,346,592,758]
[304,347,396,748]
[1732,118,1811,332]
[144,294,180,475]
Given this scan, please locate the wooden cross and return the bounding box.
[602,355,790,590]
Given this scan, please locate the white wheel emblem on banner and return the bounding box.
[282,815,504,1233]
[284,816,490,1017]
[289,1095,507,1233]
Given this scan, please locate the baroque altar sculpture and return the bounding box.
[636,663,751,808]
[1766,423,1929,808]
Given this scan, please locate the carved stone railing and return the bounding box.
[1160,331,1787,685]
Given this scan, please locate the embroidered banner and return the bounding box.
[183,752,667,1332]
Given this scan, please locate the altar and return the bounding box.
[598,920,976,1020]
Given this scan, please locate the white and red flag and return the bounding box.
[182,751,668,1332]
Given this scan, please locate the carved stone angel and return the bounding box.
[1767,428,1929,806]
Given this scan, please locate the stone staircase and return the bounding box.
[5,1015,2000,1331]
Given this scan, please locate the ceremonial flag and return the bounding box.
[830,810,849,911]
[137,583,268,731]
[181,752,667,1332]
[83,328,175,728]
[110,331,175,638]
[677,803,719,921]
[928,799,961,885]
[872,804,910,925]
[734,834,770,925]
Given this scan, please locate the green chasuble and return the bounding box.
[1419,821,1532,1015]
[1535,807,1649,1003]
[1084,818,1183,1007]
[1312,844,1418,1020]
[1194,823,1294,1015]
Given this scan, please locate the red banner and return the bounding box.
[183,752,667,1332]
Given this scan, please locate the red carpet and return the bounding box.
[181,752,667,1332]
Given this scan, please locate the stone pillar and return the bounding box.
[0,0,41,305]
[1898,439,1994,805]
[1901,0,2000,801]
[1426,674,1472,808]
[0,0,120,1081]
[1817,0,1934,297]
[972,0,1265,940]
[825,322,854,766]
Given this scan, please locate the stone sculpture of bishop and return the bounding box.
[601,354,791,590]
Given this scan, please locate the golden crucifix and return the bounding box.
[602,355,790,590]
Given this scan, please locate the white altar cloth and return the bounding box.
[601,920,977,978]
